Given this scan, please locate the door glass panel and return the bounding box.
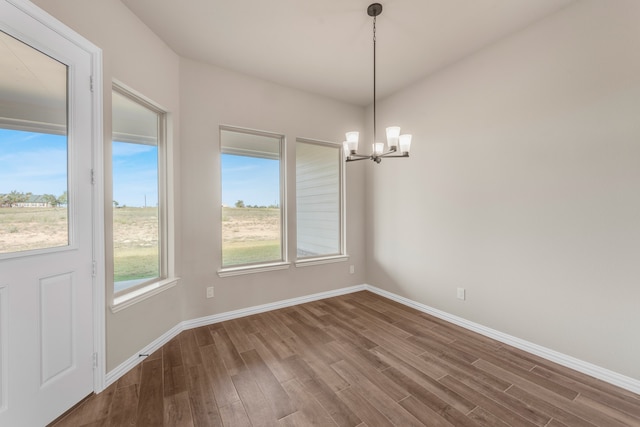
[0,31,68,254]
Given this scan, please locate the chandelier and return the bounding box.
[344,3,412,164]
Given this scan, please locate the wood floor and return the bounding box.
[51,291,640,427]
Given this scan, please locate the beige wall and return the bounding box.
[179,58,366,320]
[366,0,640,380]
[31,0,367,371]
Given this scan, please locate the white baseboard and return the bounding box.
[105,322,183,387]
[182,285,367,331]
[105,285,366,388]
[105,283,640,396]
[363,284,640,395]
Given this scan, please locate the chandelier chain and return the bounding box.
[373,15,377,143]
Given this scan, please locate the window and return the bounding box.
[296,139,344,261]
[220,127,286,271]
[111,86,167,297]
[0,30,69,255]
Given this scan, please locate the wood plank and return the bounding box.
[467,406,513,427]
[397,395,457,427]
[219,400,252,427]
[179,329,204,367]
[325,337,388,372]
[282,379,338,426]
[164,391,195,427]
[109,384,139,426]
[444,371,552,426]
[231,371,279,427]
[277,411,310,427]
[574,394,640,427]
[184,364,223,427]
[281,355,361,427]
[505,385,599,427]
[330,360,423,427]
[475,360,630,427]
[200,343,240,408]
[285,312,334,346]
[211,325,247,376]
[409,333,479,365]
[381,367,479,427]
[164,337,187,397]
[248,333,296,383]
[287,335,350,392]
[472,358,578,401]
[241,349,296,419]
[532,365,640,419]
[260,311,297,339]
[193,325,215,347]
[344,299,399,325]
[116,363,141,389]
[136,358,164,426]
[319,298,362,323]
[223,319,256,354]
[326,343,407,402]
[438,375,543,427]
[370,341,448,380]
[321,319,378,350]
[350,307,413,339]
[336,387,395,427]
[357,322,426,356]
[250,315,297,359]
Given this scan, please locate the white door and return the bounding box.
[0,1,98,426]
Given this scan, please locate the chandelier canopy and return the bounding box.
[344,3,412,164]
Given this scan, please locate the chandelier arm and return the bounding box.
[378,152,409,159]
[345,156,374,163]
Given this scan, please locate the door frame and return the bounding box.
[5,0,106,394]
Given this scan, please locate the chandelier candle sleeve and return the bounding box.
[344,3,413,164]
[346,131,359,153]
[399,134,412,154]
[386,126,400,149]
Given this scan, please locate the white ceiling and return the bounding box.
[123,1,572,106]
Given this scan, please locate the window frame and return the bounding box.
[110,82,176,311]
[294,137,347,267]
[217,125,289,276]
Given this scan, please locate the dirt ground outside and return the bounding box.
[1,206,281,272]
[0,207,69,253]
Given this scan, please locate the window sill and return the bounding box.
[295,255,349,268]
[218,262,290,277]
[110,277,180,313]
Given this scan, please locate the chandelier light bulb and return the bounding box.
[386,126,400,149]
[345,131,359,152]
[399,134,412,154]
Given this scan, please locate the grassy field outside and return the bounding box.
[1,206,281,277]
[112,207,159,282]
[222,207,281,266]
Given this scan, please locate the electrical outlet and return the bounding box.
[206,286,214,298]
[349,265,355,274]
[456,288,466,301]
